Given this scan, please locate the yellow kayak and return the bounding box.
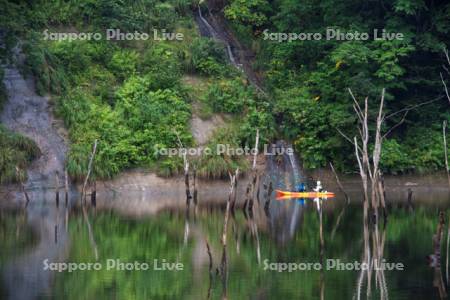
[275,190,335,199]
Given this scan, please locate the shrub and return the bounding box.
[205,78,253,113]
[380,139,411,174]
[109,50,139,81]
[0,125,40,184]
[62,75,193,180]
[239,105,276,146]
[140,44,183,90]
[195,125,250,179]
[189,37,227,75]
[22,34,68,95]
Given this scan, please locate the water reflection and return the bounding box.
[2,169,450,300]
[264,143,306,245]
[354,201,388,299]
[428,212,447,299]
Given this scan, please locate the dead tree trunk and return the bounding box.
[15,167,30,206]
[176,133,191,204]
[256,173,262,203]
[81,139,98,204]
[264,181,273,217]
[193,167,198,217]
[370,89,386,222]
[441,48,450,104]
[82,205,99,260]
[407,188,414,211]
[354,136,369,203]
[242,184,250,218]
[91,181,97,207]
[319,203,324,261]
[377,171,388,221]
[247,129,260,216]
[193,167,198,205]
[339,89,393,223]
[252,129,259,170]
[206,238,213,273]
[222,169,239,247]
[64,170,69,205]
[329,162,350,203]
[184,161,191,205]
[230,171,239,215]
[430,212,447,299]
[220,168,238,277]
[444,121,450,187]
[55,171,60,207]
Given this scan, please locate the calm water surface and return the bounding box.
[1,189,449,300]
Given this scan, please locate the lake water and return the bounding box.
[1,181,449,300]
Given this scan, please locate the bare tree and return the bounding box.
[337,85,438,222]
[441,48,450,104]
[15,166,30,206]
[339,89,390,222]
[176,133,191,203]
[222,169,239,247]
[444,121,450,187]
[246,129,260,216]
[329,162,350,203]
[81,139,98,204]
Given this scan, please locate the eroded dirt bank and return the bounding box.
[0,48,68,203]
[0,47,69,300]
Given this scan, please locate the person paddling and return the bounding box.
[295,182,306,192]
[313,181,323,210]
[294,183,306,205]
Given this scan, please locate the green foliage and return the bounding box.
[0,0,277,180]
[195,125,250,179]
[394,0,427,15]
[108,50,139,81]
[61,76,192,180]
[21,33,68,95]
[139,44,183,90]
[12,0,449,177]
[204,78,253,113]
[0,125,40,184]
[404,125,448,173]
[2,0,207,180]
[226,0,450,173]
[380,139,411,174]
[224,0,271,27]
[189,37,227,75]
[238,105,276,146]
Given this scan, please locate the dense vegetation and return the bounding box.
[223,0,450,173]
[0,125,40,183]
[0,0,449,180]
[0,0,274,180]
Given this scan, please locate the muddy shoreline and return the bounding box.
[3,166,450,211]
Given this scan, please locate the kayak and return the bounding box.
[275,190,335,198]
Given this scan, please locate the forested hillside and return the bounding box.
[0,0,449,180]
[223,0,450,173]
[0,0,273,180]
